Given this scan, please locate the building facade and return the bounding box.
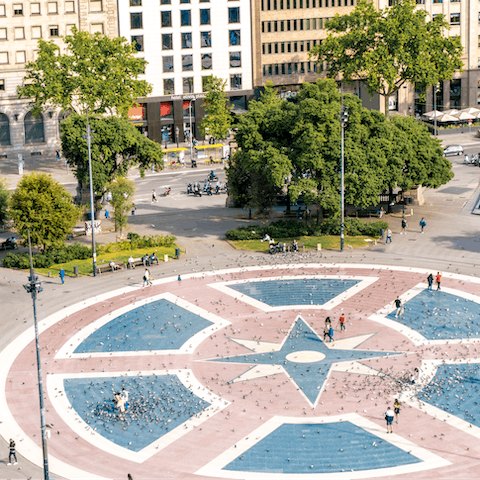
[0,0,118,160]
[119,0,254,145]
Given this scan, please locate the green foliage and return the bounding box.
[229,79,453,216]
[106,177,136,235]
[61,114,163,200]
[200,76,233,141]
[17,27,151,117]
[310,0,464,111]
[0,172,9,227]
[9,173,80,251]
[225,219,388,240]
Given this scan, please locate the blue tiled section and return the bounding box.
[223,421,422,473]
[386,290,480,340]
[418,363,480,426]
[229,279,361,307]
[63,374,211,452]
[214,317,399,405]
[74,299,212,353]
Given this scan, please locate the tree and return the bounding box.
[105,177,136,236]
[17,27,150,117]
[9,173,80,251]
[200,76,233,141]
[61,114,163,202]
[310,0,464,113]
[0,172,9,228]
[229,79,452,217]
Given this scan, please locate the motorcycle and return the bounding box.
[187,183,202,196]
[163,187,171,196]
[204,183,213,195]
[206,171,218,182]
[1,237,18,250]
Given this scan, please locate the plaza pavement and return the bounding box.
[2,132,480,479]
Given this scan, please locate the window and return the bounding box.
[432,0,442,3]
[0,79,4,91]
[450,78,461,106]
[31,2,41,14]
[91,23,104,34]
[229,7,240,22]
[14,3,23,15]
[200,31,211,47]
[48,2,58,13]
[230,74,242,89]
[0,113,10,146]
[0,5,5,16]
[182,54,193,71]
[164,78,174,95]
[130,0,142,5]
[160,0,171,4]
[162,33,173,49]
[161,11,172,27]
[65,1,75,12]
[183,77,194,93]
[50,25,59,37]
[0,52,8,64]
[131,35,144,51]
[90,0,103,12]
[229,29,240,45]
[200,0,209,2]
[16,51,26,63]
[25,111,45,144]
[230,51,241,68]
[130,13,143,29]
[450,12,460,24]
[181,10,191,26]
[201,53,212,70]
[180,0,190,3]
[15,27,25,39]
[200,9,210,24]
[181,32,192,48]
[0,28,6,40]
[163,55,174,72]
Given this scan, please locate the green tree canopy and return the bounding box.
[0,172,9,228]
[310,0,464,112]
[105,177,136,236]
[200,76,233,141]
[61,114,163,201]
[10,173,80,251]
[17,27,151,117]
[228,79,452,216]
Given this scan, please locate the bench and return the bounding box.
[96,261,124,274]
[127,257,144,269]
[287,242,305,253]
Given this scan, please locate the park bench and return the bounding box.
[96,261,124,274]
[287,242,305,253]
[127,257,144,269]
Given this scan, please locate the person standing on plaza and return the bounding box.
[59,268,65,285]
[385,407,395,433]
[401,218,407,234]
[8,438,17,465]
[394,297,403,318]
[419,218,426,233]
[427,273,434,290]
[385,228,392,244]
[394,399,401,424]
[323,317,332,341]
[143,268,152,287]
[151,189,157,203]
[436,272,442,291]
[338,312,346,332]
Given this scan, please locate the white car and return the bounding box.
[443,145,464,156]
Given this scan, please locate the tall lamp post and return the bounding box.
[340,106,349,252]
[24,231,50,480]
[85,112,97,276]
[189,99,194,166]
[433,83,440,137]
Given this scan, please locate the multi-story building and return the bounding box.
[0,0,117,160]
[119,0,254,145]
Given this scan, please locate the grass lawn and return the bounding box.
[35,246,178,278]
[230,236,378,252]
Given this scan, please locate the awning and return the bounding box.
[163,148,188,153]
[195,144,223,149]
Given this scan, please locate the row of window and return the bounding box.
[162,74,242,95]
[131,29,240,51]
[130,0,237,5]
[262,39,321,54]
[0,112,45,146]
[162,52,241,72]
[262,0,354,9]
[261,17,330,33]
[262,62,322,76]
[0,1,103,16]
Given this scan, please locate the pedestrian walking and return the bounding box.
[436,271,442,291]
[143,268,152,287]
[131,203,136,215]
[385,228,392,244]
[55,150,61,162]
[385,407,395,433]
[427,273,434,290]
[401,218,407,234]
[338,313,346,332]
[122,387,129,412]
[394,399,401,424]
[328,325,334,342]
[151,189,157,203]
[394,297,403,318]
[419,218,426,233]
[323,317,331,341]
[59,268,65,285]
[8,438,17,465]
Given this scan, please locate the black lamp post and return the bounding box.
[340,106,349,252]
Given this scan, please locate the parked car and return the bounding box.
[443,145,464,156]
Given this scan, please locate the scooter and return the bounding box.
[187,183,202,196]
[163,187,171,196]
[207,171,218,182]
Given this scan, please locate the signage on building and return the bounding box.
[170,93,206,101]
[128,105,146,121]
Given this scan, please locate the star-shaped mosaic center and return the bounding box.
[211,317,402,407]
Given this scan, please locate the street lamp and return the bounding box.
[340,106,349,252]
[433,83,440,137]
[23,231,50,480]
[189,99,194,167]
[85,111,97,276]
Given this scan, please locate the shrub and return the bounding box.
[66,243,91,260]
[33,253,55,268]
[127,232,140,242]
